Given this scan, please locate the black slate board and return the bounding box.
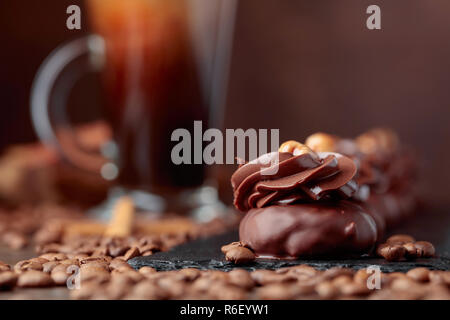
[129,207,450,273]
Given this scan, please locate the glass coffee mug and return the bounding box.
[31,0,237,219]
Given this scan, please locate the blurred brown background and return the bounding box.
[1,0,450,206]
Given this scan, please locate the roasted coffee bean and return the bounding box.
[42,261,60,273]
[414,241,435,258]
[157,277,185,298]
[14,259,43,272]
[339,282,370,296]
[139,243,160,254]
[127,280,161,300]
[110,258,131,270]
[225,246,255,264]
[107,245,130,257]
[354,269,371,285]
[0,271,18,290]
[315,281,339,299]
[376,243,406,261]
[423,285,450,300]
[124,247,140,261]
[0,261,11,272]
[29,257,49,264]
[39,253,67,261]
[428,271,450,285]
[251,270,296,285]
[138,266,156,275]
[17,270,53,287]
[118,270,144,283]
[80,266,110,284]
[176,268,200,282]
[322,267,354,280]
[51,270,69,286]
[2,231,28,250]
[403,242,420,258]
[221,241,242,254]
[386,234,415,245]
[407,268,430,282]
[227,269,254,289]
[209,282,248,300]
[332,275,353,287]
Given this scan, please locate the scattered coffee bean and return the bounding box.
[376,243,406,261]
[138,266,156,275]
[406,268,430,282]
[0,261,11,272]
[17,270,53,287]
[124,247,140,261]
[386,234,415,245]
[42,261,60,273]
[414,241,435,258]
[225,246,255,264]
[14,259,44,273]
[377,235,435,261]
[0,272,18,289]
[221,241,242,254]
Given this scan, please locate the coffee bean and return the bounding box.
[225,246,255,264]
[423,285,450,300]
[17,270,53,287]
[176,268,201,282]
[14,260,43,272]
[386,234,415,245]
[428,271,450,285]
[0,271,18,290]
[414,241,435,258]
[39,253,67,261]
[124,247,140,261]
[157,277,185,298]
[227,269,254,289]
[339,282,370,296]
[42,261,60,273]
[0,261,11,272]
[138,266,156,275]
[376,243,406,261]
[221,241,241,254]
[322,267,354,280]
[406,268,430,282]
[209,283,247,300]
[332,275,353,287]
[107,245,130,257]
[251,270,296,285]
[2,231,28,250]
[403,242,420,258]
[51,270,69,286]
[316,281,339,299]
[29,257,49,264]
[127,280,161,300]
[353,269,370,285]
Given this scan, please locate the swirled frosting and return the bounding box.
[231,151,358,211]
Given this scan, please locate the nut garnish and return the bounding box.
[305,132,338,152]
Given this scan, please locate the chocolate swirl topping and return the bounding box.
[232,152,358,212]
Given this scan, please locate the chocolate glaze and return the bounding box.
[232,152,358,211]
[239,201,378,258]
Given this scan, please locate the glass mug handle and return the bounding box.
[30,35,118,180]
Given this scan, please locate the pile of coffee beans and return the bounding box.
[2,258,449,299]
[376,234,435,261]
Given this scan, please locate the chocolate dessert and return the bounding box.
[232,129,418,259]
